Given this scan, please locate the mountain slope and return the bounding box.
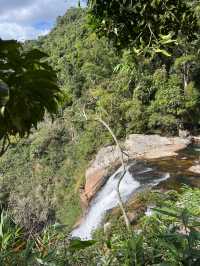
[0,7,118,232]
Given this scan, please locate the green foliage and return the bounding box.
[25,8,118,105]
[24,7,200,137]
[88,0,199,55]
[0,107,111,232]
[0,40,60,147]
[1,6,200,264]
[85,1,200,133]
[0,211,97,266]
[69,238,96,252]
[0,118,75,231]
[148,70,184,132]
[1,7,200,241]
[68,187,200,266]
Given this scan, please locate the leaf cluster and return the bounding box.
[0,40,60,142]
[88,0,199,54]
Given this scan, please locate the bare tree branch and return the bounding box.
[95,117,131,230]
[80,108,131,230]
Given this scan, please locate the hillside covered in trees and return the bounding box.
[1,2,200,265]
[27,7,200,136]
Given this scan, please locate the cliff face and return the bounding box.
[82,134,191,204]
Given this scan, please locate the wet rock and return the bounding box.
[189,164,200,174]
[84,134,190,202]
[85,169,111,202]
[133,170,165,183]
[128,161,148,174]
[125,134,190,159]
[79,188,89,210]
[179,129,190,138]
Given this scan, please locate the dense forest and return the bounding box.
[1,1,200,265]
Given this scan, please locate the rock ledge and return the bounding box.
[83,134,190,203]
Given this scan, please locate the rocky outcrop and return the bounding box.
[84,146,121,201]
[83,134,190,203]
[125,134,191,159]
[189,164,200,174]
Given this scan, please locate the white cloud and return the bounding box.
[0,0,84,40]
[0,22,50,41]
[0,0,33,15]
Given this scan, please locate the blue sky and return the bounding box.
[0,0,86,40]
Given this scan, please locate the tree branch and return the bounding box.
[95,117,131,230]
[81,108,131,230]
[0,135,10,157]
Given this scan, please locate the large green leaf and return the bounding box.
[152,208,179,218]
[69,239,96,251]
[0,39,61,144]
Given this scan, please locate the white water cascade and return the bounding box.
[71,163,170,240]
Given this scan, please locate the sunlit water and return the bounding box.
[71,163,170,240]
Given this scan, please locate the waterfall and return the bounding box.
[71,162,170,240]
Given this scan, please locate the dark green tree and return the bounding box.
[87,1,200,133]
[87,0,199,56]
[0,40,60,155]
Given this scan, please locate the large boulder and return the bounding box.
[83,134,190,203]
[188,164,200,174]
[125,134,190,159]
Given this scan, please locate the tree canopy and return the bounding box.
[23,7,200,136]
[88,0,200,56]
